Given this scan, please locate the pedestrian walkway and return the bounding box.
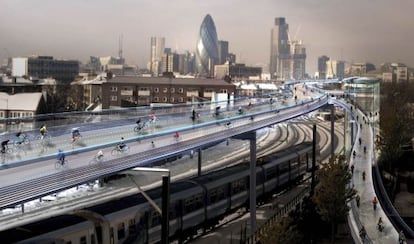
[349,109,399,243]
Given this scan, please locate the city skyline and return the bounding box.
[1,0,414,74]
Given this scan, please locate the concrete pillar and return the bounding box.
[249,131,257,233]
[198,148,202,176]
[330,105,335,158]
[161,175,170,244]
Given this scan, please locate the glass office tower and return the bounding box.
[196,14,219,77]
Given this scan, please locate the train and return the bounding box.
[1,142,318,244]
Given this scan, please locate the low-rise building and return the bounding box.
[73,75,236,109]
[12,56,79,83]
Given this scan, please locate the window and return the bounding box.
[170,87,175,93]
[129,219,136,234]
[163,97,168,102]
[117,223,125,240]
[163,87,168,93]
[110,86,118,92]
[80,236,87,244]
[170,97,175,103]
[179,97,184,102]
[178,88,184,93]
[219,89,228,93]
[154,87,159,93]
[111,96,117,101]
[154,97,159,102]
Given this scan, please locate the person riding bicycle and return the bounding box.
[372,196,378,210]
[359,226,366,240]
[149,114,157,123]
[57,149,65,165]
[363,145,367,154]
[174,132,179,140]
[117,137,127,151]
[215,106,220,116]
[136,118,141,125]
[71,127,81,142]
[226,120,232,127]
[39,124,47,137]
[238,107,243,115]
[96,150,104,161]
[1,140,9,153]
[15,131,25,145]
[377,217,383,231]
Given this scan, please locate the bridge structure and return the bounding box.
[0,79,410,243]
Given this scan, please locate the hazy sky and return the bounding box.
[1,0,414,74]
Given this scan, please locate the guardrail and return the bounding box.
[245,187,310,243]
[0,96,329,211]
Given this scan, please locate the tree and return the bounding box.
[379,82,414,172]
[312,155,356,242]
[259,215,302,244]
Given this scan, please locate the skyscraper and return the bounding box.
[218,40,229,65]
[269,17,290,79]
[291,40,306,80]
[150,37,165,77]
[318,55,330,79]
[196,14,219,77]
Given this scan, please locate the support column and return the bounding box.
[161,175,170,244]
[311,124,317,196]
[330,105,335,158]
[249,131,257,233]
[197,148,202,176]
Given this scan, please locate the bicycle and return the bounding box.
[225,121,232,128]
[111,145,129,156]
[134,122,148,132]
[55,159,68,169]
[14,134,30,146]
[36,133,52,144]
[89,155,105,166]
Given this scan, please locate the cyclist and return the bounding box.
[117,137,127,151]
[71,127,81,142]
[359,226,366,240]
[372,196,378,210]
[215,106,220,116]
[136,118,141,125]
[355,194,360,207]
[238,107,243,115]
[15,131,25,145]
[96,150,104,161]
[173,132,180,141]
[149,114,157,123]
[39,124,47,137]
[225,120,232,128]
[399,230,406,244]
[363,145,367,154]
[57,149,65,165]
[1,140,9,153]
[377,217,384,232]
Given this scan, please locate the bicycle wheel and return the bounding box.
[55,161,62,169]
[134,126,140,132]
[111,148,118,156]
[89,158,97,166]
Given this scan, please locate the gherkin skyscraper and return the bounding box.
[196,14,219,77]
